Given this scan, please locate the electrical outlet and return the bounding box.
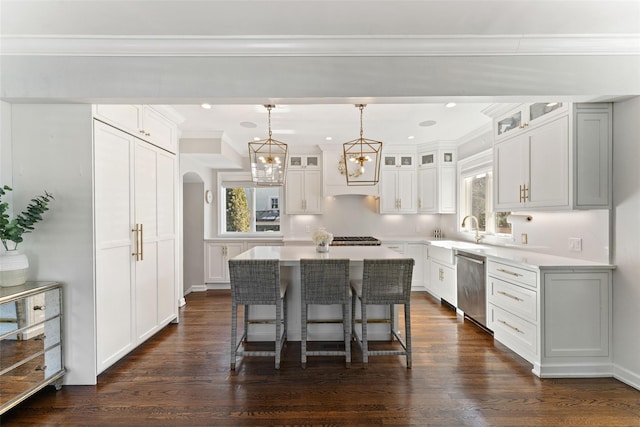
[569,237,582,252]
[521,233,528,244]
[305,225,311,233]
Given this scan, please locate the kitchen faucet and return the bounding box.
[461,215,483,243]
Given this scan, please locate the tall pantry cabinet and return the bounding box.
[93,119,177,373]
[8,104,180,385]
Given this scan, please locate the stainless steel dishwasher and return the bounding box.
[456,250,491,332]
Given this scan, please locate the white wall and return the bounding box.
[284,195,441,241]
[612,96,640,389]
[0,102,11,188]
[9,104,97,385]
[182,182,204,295]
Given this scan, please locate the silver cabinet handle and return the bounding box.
[498,319,523,334]
[497,268,522,277]
[455,254,485,265]
[497,290,523,301]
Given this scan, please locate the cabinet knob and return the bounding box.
[35,365,47,371]
[33,305,45,311]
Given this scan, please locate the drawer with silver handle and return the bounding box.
[488,277,537,323]
[488,303,537,360]
[488,261,537,289]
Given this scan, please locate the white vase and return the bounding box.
[0,249,29,287]
[316,242,329,253]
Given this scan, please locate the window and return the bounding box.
[459,152,511,236]
[223,185,281,233]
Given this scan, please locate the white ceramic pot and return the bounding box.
[316,242,329,253]
[0,250,29,287]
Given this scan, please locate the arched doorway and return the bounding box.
[181,171,205,303]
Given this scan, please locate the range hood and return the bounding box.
[321,148,379,197]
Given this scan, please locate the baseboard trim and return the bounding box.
[613,363,640,391]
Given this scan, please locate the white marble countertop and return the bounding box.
[232,245,405,266]
[428,240,614,270]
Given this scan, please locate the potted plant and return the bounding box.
[0,185,54,287]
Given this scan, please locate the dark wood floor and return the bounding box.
[1,290,639,426]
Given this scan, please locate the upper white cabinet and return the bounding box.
[417,144,456,214]
[286,154,323,214]
[380,151,416,214]
[494,102,568,142]
[93,105,177,153]
[288,154,320,170]
[383,153,415,169]
[491,103,612,211]
[380,169,416,214]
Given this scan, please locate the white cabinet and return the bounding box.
[406,243,426,289]
[383,153,415,168]
[492,103,611,211]
[94,119,178,373]
[205,240,283,283]
[494,102,568,142]
[487,259,613,378]
[288,154,320,170]
[494,115,569,210]
[286,156,323,214]
[430,260,456,306]
[93,105,177,153]
[417,144,456,213]
[205,242,245,283]
[380,169,416,214]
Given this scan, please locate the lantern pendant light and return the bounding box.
[342,104,382,186]
[248,105,288,186]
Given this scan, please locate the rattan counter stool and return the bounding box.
[229,259,288,370]
[300,258,351,368]
[351,258,414,368]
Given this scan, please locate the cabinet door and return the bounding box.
[94,121,135,373]
[94,104,143,137]
[134,141,159,343]
[397,170,416,213]
[418,168,437,213]
[285,170,306,214]
[430,260,456,306]
[494,134,527,210]
[142,106,176,153]
[439,167,456,213]
[527,116,569,208]
[156,151,177,325]
[303,170,323,213]
[574,111,610,208]
[379,170,399,213]
[406,243,424,287]
[205,243,244,283]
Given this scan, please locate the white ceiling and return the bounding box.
[173,102,493,155]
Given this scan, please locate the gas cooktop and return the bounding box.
[330,236,382,246]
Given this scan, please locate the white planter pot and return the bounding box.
[0,250,29,287]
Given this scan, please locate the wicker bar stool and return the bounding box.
[229,259,288,370]
[300,259,351,368]
[351,258,414,368]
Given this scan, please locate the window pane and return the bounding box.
[226,188,251,232]
[256,187,280,232]
[470,175,487,232]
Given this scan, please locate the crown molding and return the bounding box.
[2,34,639,57]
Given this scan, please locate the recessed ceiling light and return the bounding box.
[201,103,211,109]
[240,121,258,128]
[445,102,456,108]
[408,136,415,140]
[419,120,437,127]
[325,136,333,141]
[253,137,261,141]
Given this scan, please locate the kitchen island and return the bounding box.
[231,245,405,341]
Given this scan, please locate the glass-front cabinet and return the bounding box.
[289,154,320,169]
[494,102,568,141]
[0,282,64,415]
